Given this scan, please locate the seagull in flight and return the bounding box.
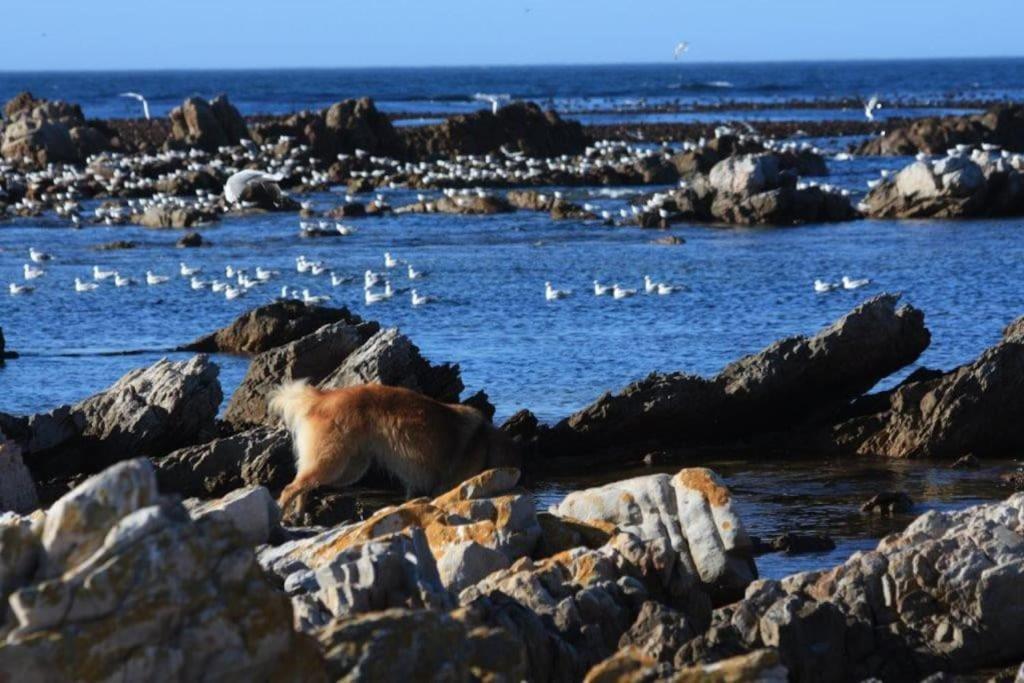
[673,42,690,60]
[474,93,511,115]
[864,95,882,122]
[120,92,151,120]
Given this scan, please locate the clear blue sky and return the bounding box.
[2,0,1020,70]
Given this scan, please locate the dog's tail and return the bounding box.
[268,379,320,433]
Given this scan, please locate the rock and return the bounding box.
[750,533,836,556]
[833,333,1024,458]
[404,101,588,158]
[1,92,110,165]
[156,427,294,498]
[618,601,698,663]
[679,494,1024,681]
[0,438,37,514]
[396,194,514,215]
[319,328,465,405]
[950,454,981,469]
[582,648,659,682]
[185,486,280,545]
[92,239,136,250]
[182,301,363,355]
[585,648,786,683]
[326,202,367,219]
[223,319,379,428]
[0,326,8,360]
[859,104,1024,156]
[317,608,528,682]
[176,230,204,247]
[860,491,914,514]
[0,459,320,681]
[316,98,405,159]
[709,154,780,195]
[1003,469,1024,491]
[168,94,249,152]
[553,468,756,602]
[554,294,928,458]
[135,203,217,228]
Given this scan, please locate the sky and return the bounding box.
[1,0,1021,71]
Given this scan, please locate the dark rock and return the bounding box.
[327,202,367,218]
[135,204,217,229]
[286,490,359,527]
[181,301,363,355]
[462,390,496,423]
[618,602,697,663]
[167,95,249,152]
[1002,469,1024,490]
[860,491,914,514]
[404,101,588,159]
[859,104,1024,155]
[92,240,136,251]
[176,231,205,248]
[750,533,836,555]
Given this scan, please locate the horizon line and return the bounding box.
[1,54,1022,75]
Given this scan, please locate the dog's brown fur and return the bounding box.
[269,380,519,513]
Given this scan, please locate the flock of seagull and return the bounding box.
[544,275,683,301]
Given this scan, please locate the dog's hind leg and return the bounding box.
[278,440,372,514]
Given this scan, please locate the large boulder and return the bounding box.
[553,294,929,458]
[0,437,37,514]
[0,92,110,165]
[677,493,1024,681]
[181,301,364,355]
[403,101,589,159]
[862,152,1024,219]
[859,104,1024,156]
[168,94,250,152]
[0,459,321,680]
[133,203,218,228]
[832,332,1024,459]
[708,154,780,196]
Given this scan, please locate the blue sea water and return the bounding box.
[2,60,1023,574]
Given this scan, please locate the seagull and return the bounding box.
[92,265,115,281]
[384,252,400,269]
[474,93,511,115]
[223,169,285,205]
[411,290,435,306]
[643,276,661,294]
[114,273,135,287]
[656,283,681,295]
[814,279,839,293]
[612,284,637,299]
[330,273,353,286]
[190,277,209,290]
[23,264,45,280]
[74,277,99,292]
[310,263,327,276]
[255,267,278,281]
[29,248,52,263]
[593,280,613,296]
[211,280,228,292]
[545,282,571,301]
[365,270,385,289]
[407,265,426,280]
[841,276,871,290]
[120,92,151,120]
[335,223,356,236]
[224,286,243,300]
[365,286,390,305]
[9,283,33,295]
[180,262,201,277]
[146,271,170,285]
[673,41,690,60]
[302,289,330,305]
[864,95,882,122]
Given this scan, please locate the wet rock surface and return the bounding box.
[858,104,1024,156]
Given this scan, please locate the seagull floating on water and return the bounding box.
[384,252,400,269]
[93,265,115,280]
[545,282,571,301]
[23,264,45,280]
[9,283,33,295]
[612,284,637,299]
[814,279,839,293]
[29,248,52,263]
[74,277,98,292]
[411,290,436,306]
[180,262,201,277]
[114,273,135,287]
[407,265,426,280]
[146,271,170,286]
[841,275,871,290]
[593,280,613,296]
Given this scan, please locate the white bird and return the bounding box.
[384,252,400,269]
[9,283,33,295]
[223,169,285,205]
[180,262,201,277]
[114,273,136,287]
[146,271,170,285]
[841,275,871,290]
[224,286,242,300]
[411,290,435,306]
[593,280,613,296]
[365,286,390,304]
[302,289,330,305]
[673,41,690,60]
[255,267,278,281]
[814,279,838,293]
[545,282,571,301]
[29,248,52,263]
[612,284,637,299]
[335,223,356,236]
[407,264,426,280]
[74,277,98,292]
[92,265,115,281]
[474,93,511,115]
[864,95,882,121]
[657,283,681,295]
[310,263,327,276]
[226,265,238,278]
[643,275,661,294]
[120,92,151,120]
[365,270,385,288]
[23,264,45,280]
[330,273,352,286]
[190,277,209,290]
[211,280,228,293]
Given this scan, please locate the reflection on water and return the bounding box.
[531,457,1020,579]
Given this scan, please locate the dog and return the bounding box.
[269,380,520,513]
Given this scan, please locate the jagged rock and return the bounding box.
[554,294,928,458]
[14,356,222,494]
[678,494,1024,682]
[0,92,110,165]
[168,94,250,152]
[860,491,914,514]
[552,468,756,602]
[862,152,1024,219]
[316,608,527,682]
[182,301,363,355]
[0,438,37,514]
[224,319,379,428]
[134,204,217,228]
[395,194,514,215]
[317,98,405,159]
[832,332,1024,458]
[507,189,558,211]
[156,427,294,498]
[709,154,780,195]
[319,327,464,404]
[0,459,321,680]
[92,239,136,250]
[617,601,698,664]
[176,231,205,247]
[185,485,280,545]
[859,104,1024,155]
[404,101,588,159]
[585,648,786,683]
